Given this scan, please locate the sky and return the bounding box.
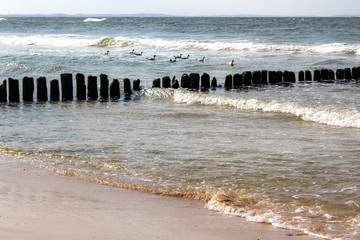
[1,0,360,16]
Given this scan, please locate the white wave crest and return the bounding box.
[143,89,360,128]
[0,18,7,21]
[0,34,98,47]
[92,37,360,55]
[1,33,359,55]
[84,18,107,22]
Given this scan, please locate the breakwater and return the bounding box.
[0,67,359,103]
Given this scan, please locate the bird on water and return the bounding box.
[197,57,205,62]
[147,55,157,60]
[229,59,235,66]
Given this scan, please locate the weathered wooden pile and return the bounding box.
[0,67,359,103]
[0,73,140,103]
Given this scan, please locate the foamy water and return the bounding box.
[1,34,360,56]
[0,17,359,239]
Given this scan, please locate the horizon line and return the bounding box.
[0,13,359,18]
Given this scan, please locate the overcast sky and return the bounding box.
[1,0,359,16]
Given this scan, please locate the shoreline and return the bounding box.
[0,159,319,240]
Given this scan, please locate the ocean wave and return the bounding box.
[142,89,360,128]
[0,34,97,47]
[91,37,360,55]
[0,18,7,21]
[0,33,359,55]
[84,18,107,22]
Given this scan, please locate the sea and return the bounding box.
[0,17,359,239]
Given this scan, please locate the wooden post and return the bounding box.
[123,78,131,95]
[87,75,98,101]
[100,74,109,101]
[289,71,296,83]
[243,71,252,86]
[305,70,312,81]
[50,80,60,101]
[61,73,73,101]
[352,67,360,80]
[0,80,7,103]
[110,79,120,100]
[252,71,261,85]
[76,73,86,101]
[211,77,217,89]
[276,71,283,84]
[162,76,171,88]
[133,79,141,91]
[22,77,34,102]
[201,73,210,90]
[314,70,321,81]
[152,78,160,88]
[344,68,351,80]
[329,70,335,81]
[321,69,329,81]
[8,78,19,103]
[181,74,190,88]
[283,71,295,83]
[261,70,268,84]
[233,73,242,88]
[189,73,200,89]
[336,69,344,80]
[268,71,277,84]
[298,71,305,82]
[37,77,48,102]
[172,80,179,89]
[224,74,233,89]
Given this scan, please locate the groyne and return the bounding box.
[0,67,359,103]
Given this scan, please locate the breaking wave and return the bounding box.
[84,18,107,22]
[91,37,360,55]
[142,89,360,128]
[0,34,359,55]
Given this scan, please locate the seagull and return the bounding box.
[229,59,235,66]
[134,51,143,56]
[181,55,190,59]
[174,54,182,59]
[147,55,156,60]
[169,58,177,63]
[197,57,205,62]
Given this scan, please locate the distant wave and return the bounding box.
[84,18,107,22]
[1,34,359,55]
[0,34,96,47]
[143,89,360,128]
[0,18,7,21]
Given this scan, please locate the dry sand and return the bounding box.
[0,159,319,240]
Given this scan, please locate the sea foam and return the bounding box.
[143,89,360,128]
[0,33,359,55]
[92,37,360,55]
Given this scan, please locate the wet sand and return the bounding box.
[0,160,319,240]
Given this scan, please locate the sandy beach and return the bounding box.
[0,159,319,240]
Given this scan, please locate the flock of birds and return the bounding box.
[104,50,235,66]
